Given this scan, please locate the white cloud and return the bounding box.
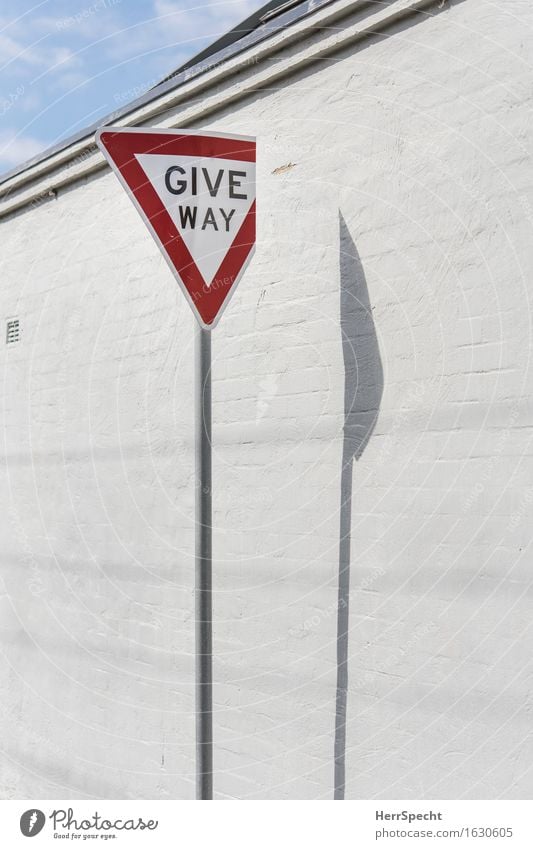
[0,129,46,168]
[0,31,45,68]
[153,0,260,38]
[154,0,259,27]
[50,67,90,91]
[105,0,259,67]
[0,18,81,77]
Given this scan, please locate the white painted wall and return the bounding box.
[1,0,532,799]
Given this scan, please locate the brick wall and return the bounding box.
[0,0,532,799]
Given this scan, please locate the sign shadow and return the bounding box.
[334,212,384,799]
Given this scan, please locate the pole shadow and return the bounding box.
[334,212,384,799]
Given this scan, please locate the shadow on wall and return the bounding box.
[334,212,384,799]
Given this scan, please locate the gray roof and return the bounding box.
[0,0,333,185]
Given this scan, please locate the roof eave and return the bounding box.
[0,0,336,187]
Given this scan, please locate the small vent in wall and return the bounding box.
[6,319,20,344]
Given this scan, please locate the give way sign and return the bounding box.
[96,127,256,328]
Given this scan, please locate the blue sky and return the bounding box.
[0,0,258,175]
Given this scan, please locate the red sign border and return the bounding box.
[95,126,256,329]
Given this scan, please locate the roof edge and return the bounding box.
[0,0,339,188]
[0,0,446,218]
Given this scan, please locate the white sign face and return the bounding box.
[136,154,256,287]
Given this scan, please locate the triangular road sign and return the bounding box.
[96,127,256,329]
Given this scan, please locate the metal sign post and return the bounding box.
[195,326,213,800]
[96,127,256,801]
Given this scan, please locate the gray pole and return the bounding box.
[195,325,213,800]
